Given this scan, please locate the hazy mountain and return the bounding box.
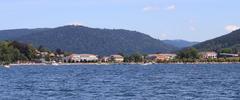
[163,39,198,48]
[193,29,240,51]
[0,25,177,55]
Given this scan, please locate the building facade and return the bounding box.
[63,54,98,63]
[100,56,110,62]
[110,55,124,63]
[199,52,217,59]
[219,53,239,57]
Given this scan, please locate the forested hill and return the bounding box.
[0,25,177,55]
[0,28,49,40]
[193,29,240,52]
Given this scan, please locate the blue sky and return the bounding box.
[1,0,240,42]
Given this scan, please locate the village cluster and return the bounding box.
[31,50,240,64]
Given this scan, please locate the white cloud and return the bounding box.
[189,26,196,31]
[160,33,167,38]
[143,4,176,12]
[166,4,176,11]
[151,33,168,40]
[188,19,194,24]
[188,19,197,31]
[143,6,160,12]
[225,25,240,32]
[156,33,168,40]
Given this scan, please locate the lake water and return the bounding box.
[0,64,240,100]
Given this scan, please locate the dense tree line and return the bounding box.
[177,48,199,59]
[0,41,43,65]
[0,41,72,65]
[123,53,146,63]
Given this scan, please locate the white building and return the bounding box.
[219,53,239,57]
[100,56,110,62]
[199,52,217,59]
[110,55,124,63]
[64,54,98,63]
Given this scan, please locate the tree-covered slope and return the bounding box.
[193,29,240,51]
[0,28,50,40]
[11,25,177,55]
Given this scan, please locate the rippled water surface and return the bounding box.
[0,64,240,100]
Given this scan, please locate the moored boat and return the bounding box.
[4,65,10,68]
[46,61,59,66]
[141,63,153,66]
[1,64,10,68]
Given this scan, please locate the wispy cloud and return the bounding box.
[166,4,176,11]
[225,25,240,32]
[159,33,167,39]
[155,33,168,40]
[143,5,160,12]
[188,19,196,31]
[189,26,196,31]
[143,4,176,12]
[151,33,168,40]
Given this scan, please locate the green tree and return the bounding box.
[55,48,64,55]
[38,45,49,52]
[0,41,22,64]
[123,53,144,63]
[10,41,37,60]
[220,48,232,53]
[177,48,199,61]
[25,44,37,60]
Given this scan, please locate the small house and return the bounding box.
[199,52,217,59]
[110,55,124,63]
[63,54,98,63]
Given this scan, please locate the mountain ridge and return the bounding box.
[0,25,177,55]
[193,29,240,52]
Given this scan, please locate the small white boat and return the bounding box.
[50,61,59,66]
[141,63,153,66]
[51,62,59,66]
[3,65,10,68]
[95,63,102,65]
[46,61,59,66]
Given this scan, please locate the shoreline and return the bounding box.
[7,62,240,66]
